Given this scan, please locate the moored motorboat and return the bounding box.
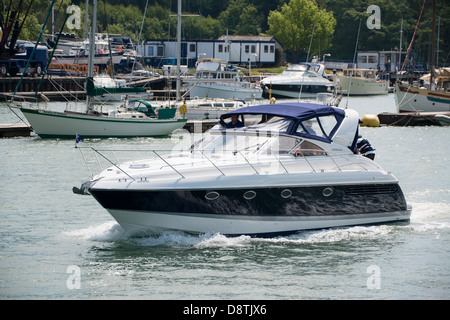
[260,63,334,99]
[337,68,389,96]
[186,58,263,100]
[75,102,411,236]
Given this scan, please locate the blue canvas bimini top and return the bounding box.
[219,102,347,144]
[220,103,345,123]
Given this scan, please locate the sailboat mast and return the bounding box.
[87,0,97,78]
[86,0,97,111]
[430,0,436,90]
[176,0,181,102]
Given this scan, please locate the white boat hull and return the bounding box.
[395,84,450,112]
[189,83,262,100]
[53,52,123,66]
[108,209,411,236]
[20,108,186,138]
[338,76,388,95]
[262,86,322,99]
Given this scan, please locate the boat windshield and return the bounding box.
[282,64,320,77]
[191,131,325,157]
[212,115,292,133]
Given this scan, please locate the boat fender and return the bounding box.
[179,104,187,115]
[360,114,380,127]
[270,97,276,104]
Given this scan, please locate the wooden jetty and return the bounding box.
[377,111,450,126]
[0,123,32,137]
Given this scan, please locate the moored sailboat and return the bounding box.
[15,0,186,138]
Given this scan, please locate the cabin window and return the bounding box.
[218,44,223,53]
[368,55,377,63]
[251,45,256,53]
[189,44,196,52]
[270,45,274,53]
[264,45,269,53]
[147,47,153,56]
[245,45,249,53]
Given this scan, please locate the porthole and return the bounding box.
[243,190,257,200]
[323,187,334,197]
[281,189,292,199]
[205,191,220,201]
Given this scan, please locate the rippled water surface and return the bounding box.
[0,95,449,300]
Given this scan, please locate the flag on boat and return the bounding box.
[75,133,83,144]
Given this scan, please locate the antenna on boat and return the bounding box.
[298,22,316,101]
[345,19,361,109]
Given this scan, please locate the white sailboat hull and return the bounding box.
[20,108,186,138]
[395,84,450,112]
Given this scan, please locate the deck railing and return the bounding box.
[76,145,374,181]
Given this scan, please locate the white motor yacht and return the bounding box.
[260,63,334,99]
[337,69,389,96]
[75,102,411,236]
[187,58,263,100]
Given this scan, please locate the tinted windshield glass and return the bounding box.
[212,115,292,133]
[296,115,338,140]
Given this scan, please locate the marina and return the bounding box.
[1,94,449,300]
[0,0,449,302]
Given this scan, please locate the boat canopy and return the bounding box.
[86,77,147,96]
[218,102,352,146]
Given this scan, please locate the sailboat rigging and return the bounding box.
[10,0,187,138]
[394,0,450,114]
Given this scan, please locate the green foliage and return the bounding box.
[9,0,450,65]
[268,0,336,60]
[218,0,264,35]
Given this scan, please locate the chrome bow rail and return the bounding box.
[76,145,377,181]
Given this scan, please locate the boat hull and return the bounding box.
[261,83,332,99]
[89,184,410,236]
[20,108,187,138]
[189,83,262,100]
[338,76,388,95]
[107,209,410,237]
[53,52,124,66]
[395,84,450,112]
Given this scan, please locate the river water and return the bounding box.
[0,94,449,301]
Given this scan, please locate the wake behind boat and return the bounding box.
[75,102,411,236]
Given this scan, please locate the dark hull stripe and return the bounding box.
[90,184,408,217]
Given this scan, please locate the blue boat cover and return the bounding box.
[220,102,347,144]
[221,102,345,122]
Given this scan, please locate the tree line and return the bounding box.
[15,0,450,65]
